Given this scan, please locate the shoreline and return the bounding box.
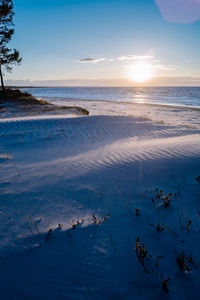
[38,96,200,130]
[39,95,200,111]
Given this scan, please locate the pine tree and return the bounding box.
[0,0,21,90]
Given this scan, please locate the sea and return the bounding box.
[21,87,200,108]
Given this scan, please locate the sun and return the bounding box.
[128,62,154,82]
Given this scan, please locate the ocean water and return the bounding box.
[21,87,200,108]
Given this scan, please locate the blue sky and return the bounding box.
[6,0,200,86]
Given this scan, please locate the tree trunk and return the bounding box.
[0,65,5,91]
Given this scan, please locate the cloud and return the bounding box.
[155,0,200,24]
[118,55,154,61]
[77,57,105,64]
[77,55,154,64]
[154,64,176,71]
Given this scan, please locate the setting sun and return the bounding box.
[128,62,154,82]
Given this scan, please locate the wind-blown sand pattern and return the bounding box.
[0,116,199,184]
[0,113,200,299]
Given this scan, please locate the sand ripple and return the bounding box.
[0,115,199,186]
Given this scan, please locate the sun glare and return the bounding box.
[128,62,154,82]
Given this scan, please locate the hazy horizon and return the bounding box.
[5,76,200,87]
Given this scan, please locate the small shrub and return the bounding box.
[153,189,175,208]
[176,252,196,272]
[135,238,150,273]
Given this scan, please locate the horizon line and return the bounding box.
[6,85,200,88]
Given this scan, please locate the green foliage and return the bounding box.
[0,0,22,89]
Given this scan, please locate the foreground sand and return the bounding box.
[0,113,200,299]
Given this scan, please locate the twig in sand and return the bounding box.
[156,224,165,232]
[92,213,98,224]
[187,219,192,233]
[150,223,176,236]
[13,163,20,177]
[176,251,197,272]
[162,224,178,238]
[67,232,74,247]
[0,210,13,222]
[46,228,53,243]
[29,216,40,236]
[109,233,117,253]
[25,215,34,236]
[162,278,170,293]
[135,208,140,216]
[104,213,111,223]
[196,176,200,184]
[72,219,84,229]
[114,184,133,214]
[25,214,40,236]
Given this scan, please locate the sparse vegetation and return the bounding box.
[135,238,150,273]
[152,188,176,208]
[176,252,194,272]
[0,88,43,103]
[0,88,89,116]
[37,181,199,297]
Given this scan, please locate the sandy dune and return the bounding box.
[0,114,200,299]
[0,115,199,185]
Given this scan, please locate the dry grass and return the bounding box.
[0,88,89,116]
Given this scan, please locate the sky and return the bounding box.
[5,0,200,86]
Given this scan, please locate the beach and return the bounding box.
[0,94,200,299]
[0,0,200,296]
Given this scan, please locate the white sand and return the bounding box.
[0,108,200,298]
[44,96,200,129]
